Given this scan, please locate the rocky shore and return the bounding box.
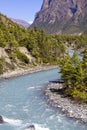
[0,65,58,80]
[44,83,87,124]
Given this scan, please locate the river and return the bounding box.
[0,68,87,130]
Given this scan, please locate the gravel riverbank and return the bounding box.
[0,65,58,80]
[44,83,87,124]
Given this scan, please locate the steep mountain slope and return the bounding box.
[1,13,87,74]
[0,13,66,73]
[11,18,30,28]
[0,13,34,72]
[0,13,28,47]
[32,0,87,34]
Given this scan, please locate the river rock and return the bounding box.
[45,83,87,123]
[26,125,35,130]
[0,115,4,123]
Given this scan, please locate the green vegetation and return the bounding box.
[60,50,87,103]
[0,13,87,103]
[0,13,67,72]
[53,34,87,52]
[0,58,3,74]
[15,50,29,64]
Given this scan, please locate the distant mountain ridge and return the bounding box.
[32,0,87,34]
[11,18,30,28]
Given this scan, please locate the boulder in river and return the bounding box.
[0,115,4,123]
[26,125,35,130]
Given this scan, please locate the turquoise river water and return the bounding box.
[0,68,87,130]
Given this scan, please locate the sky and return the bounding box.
[0,0,43,23]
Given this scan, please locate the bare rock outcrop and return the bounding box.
[32,0,87,34]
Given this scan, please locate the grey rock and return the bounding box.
[45,83,87,123]
[32,0,87,34]
[0,115,4,123]
[26,125,35,130]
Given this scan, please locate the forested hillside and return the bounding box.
[0,13,87,103]
[0,13,66,73]
[0,13,87,76]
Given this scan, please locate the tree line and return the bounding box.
[60,50,87,103]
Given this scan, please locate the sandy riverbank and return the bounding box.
[44,83,87,124]
[0,65,58,80]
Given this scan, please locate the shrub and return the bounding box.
[15,50,29,64]
[71,89,87,103]
[0,58,3,74]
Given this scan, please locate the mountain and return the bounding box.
[0,13,66,73]
[11,18,30,28]
[32,0,87,34]
[0,13,34,72]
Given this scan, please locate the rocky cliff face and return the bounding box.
[32,0,87,34]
